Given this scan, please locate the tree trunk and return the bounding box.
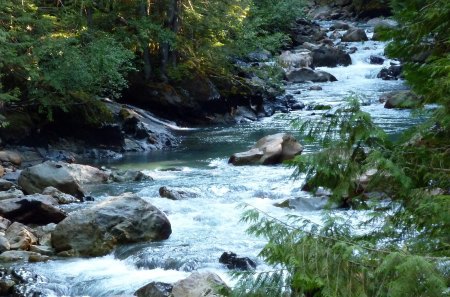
[139,0,152,81]
[160,0,181,81]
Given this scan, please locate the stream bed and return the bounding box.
[16,24,425,297]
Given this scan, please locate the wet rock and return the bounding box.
[290,102,305,111]
[0,236,10,252]
[309,85,323,91]
[0,151,22,166]
[382,91,422,109]
[286,68,337,83]
[29,245,55,256]
[0,179,14,191]
[135,281,173,297]
[45,150,76,163]
[51,193,172,257]
[110,169,152,183]
[42,186,79,204]
[234,106,258,123]
[0,216,11,232]
[0,188,24,200]
[289,197,337,211]
[5,222,38,250]
[377,64,402,80]
[34,223,56,247]
[341,28,368,42]
[84,148,123,160]
[219,252,256,270]
[159,187,198,201]
[330,21,350,30]
[310,45,352,67]
[0,194,66,225]
[0,165,3,178]
[329,30,342,40]
[171,272,230,297]
[0,278,15,295]
[0,250,48,262]
[18,161,109,198]
[229,133,303,166]
[369,55,385,65]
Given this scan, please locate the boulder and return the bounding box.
[5,222,38,250]
[0,216,11,233]
[369,55,385,65]
[229,133,303,165]
[0,188,24,201]
[42,186,79,204]
[0,236,10,253]
[219,252,256,270]
[382,91,422,109]
[110,169,152,183]
[309,85,323,91]
[135,282,173,297]
[18,161,109,197]
[0,151,22,166]
[29,245,55,256]
[171,272,229,297]
[0,250,48,262]
[286,68,337,83]
[278,50,313,69]
[341,28,368,42]
[159,187,198,200]
[51,193,172,256]
[0,179,14,191]
[0,165,3,177]
[377,64,402,80]
[0,194,66,225]
[330,21,350,30]
[310,45,352,67]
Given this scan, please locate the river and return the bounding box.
[17,24,424,297]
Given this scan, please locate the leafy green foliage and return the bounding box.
[289,98,389,205]
[233,207,448,297]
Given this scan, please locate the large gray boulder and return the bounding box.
[18,161,109,198]
[286,68,337,83]
[310,46,352,67]
[0,194,66,225]
[341,28,368,42]
[171,272,229,297]
[229,133,303,166]
[51,193,171,257]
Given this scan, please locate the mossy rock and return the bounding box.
[382,91,422,109]
[313,104,332,110]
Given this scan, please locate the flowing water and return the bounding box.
[18,24,426,296]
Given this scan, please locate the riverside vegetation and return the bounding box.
[232,0,450,296]
[0,0,449,296]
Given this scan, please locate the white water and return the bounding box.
[20,26,424,297]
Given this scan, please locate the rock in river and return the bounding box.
[51,193,171,257]
[229,133,303,165]
[0,194,66,225]
[286,68,337,83]
[171,272,229,297]
[18,161,109,198]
